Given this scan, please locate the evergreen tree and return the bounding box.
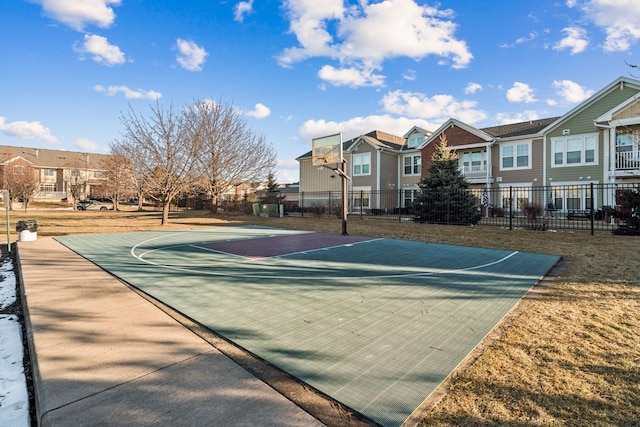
[260,172,281,204]
[413,134,481,225]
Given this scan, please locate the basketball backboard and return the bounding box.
[312,133,342,167]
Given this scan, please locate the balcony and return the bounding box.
[459,165,491,182]
[616,152,640,169]
[614,152,640,178]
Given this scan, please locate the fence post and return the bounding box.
[509,186,513,230]
[300,191,304,217]
[590,183,595,235]
[360,190,364,220]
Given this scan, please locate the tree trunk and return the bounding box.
[209,194,218,213]
[160,200,169,225]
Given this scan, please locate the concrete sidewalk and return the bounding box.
[17,238,325,426]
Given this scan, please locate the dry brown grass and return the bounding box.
[7,209,640,426]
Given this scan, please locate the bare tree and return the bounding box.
[112,102,202,225]
[186,99,277,212]
[100,154,136,211]
[64,163,88,209]
[1,159,39,210]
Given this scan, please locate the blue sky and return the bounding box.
[1,0,639,183]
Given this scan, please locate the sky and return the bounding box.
[1,0,639,183]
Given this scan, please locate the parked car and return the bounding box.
[77,200,114,211]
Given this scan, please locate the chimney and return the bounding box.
[35,149,39,158]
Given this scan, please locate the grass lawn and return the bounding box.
[6,207,639,426]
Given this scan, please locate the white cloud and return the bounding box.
[553,26,589,54]
[501,31,538,48]
[33,0,121,31]
[402,69,416,81]
[381,90,487,124]
[276,158,300,184]
[278,0,472,87]
[495,111,541,125]
[299,114,436,142]
[506,82,537,103]
[552,79,595,103]
[246,103,271,119]
[464,82,483,94]
[74,34,125,66]
[0,116,58,144]
[234,0,254,22]
[317,65,385,87]
[94,85,162,100]
[74,138,100,151]
[568,0,640,51]
[175,39,208,71]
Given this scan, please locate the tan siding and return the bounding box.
[350,144,377,189]
[298,157,342,193]
[613,100,640,120]
[380,151,398,189]
[494,138,544,185]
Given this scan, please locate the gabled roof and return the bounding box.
[0,145,111,170]
[403,126,431,138]
[353,130,406,152]
[542,76,640,134]
[595,91,640,123]
[296,130,406,160]
[419,116,560,149]
[0,155,34,166]
[419,118,494,149]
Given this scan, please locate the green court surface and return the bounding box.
[56,226,560,427]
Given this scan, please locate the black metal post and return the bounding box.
[590,182,595,235]
[509,186,513,230]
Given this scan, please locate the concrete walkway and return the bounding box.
[17,238,325,427]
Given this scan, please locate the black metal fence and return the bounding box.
[288,183,640,233]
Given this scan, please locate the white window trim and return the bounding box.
[352,185,371,210]
[402,153,421,176]
[549,181,599,211]
[551,132,599,168]
[498,182,532,209]
[352,152,371,176]
[500,141,532,171]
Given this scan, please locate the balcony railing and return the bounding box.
[616,152,640,170]
[459,165,488,179]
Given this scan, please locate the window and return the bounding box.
[615,126,640,169]
[499,185,531,209]
[461,151,486,177]
[500,142,530,170]
[552,134,598,167]
[403,189,417,207]
[352,153,371,176]
[13,165,25,175]
[403,154,421,175]
[352,186,370,209]
[407,135,424,148]
[551,184,593,211]
[43,168,55,177]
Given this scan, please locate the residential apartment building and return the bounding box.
[297,76,640,214]
[0,145,111,202]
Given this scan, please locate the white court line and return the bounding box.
[129,230,520,280]
[190,237,383,261]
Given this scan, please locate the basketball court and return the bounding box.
[56,225,560,427]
